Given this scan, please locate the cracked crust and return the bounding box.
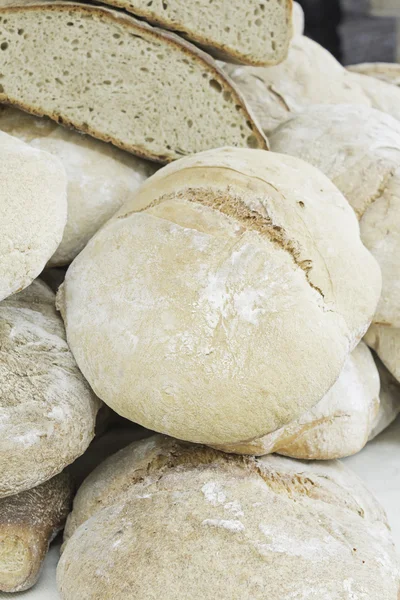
[0,2,267,163]
[58,148,381,445]
[58,436,399,600]
[0,472,73,592]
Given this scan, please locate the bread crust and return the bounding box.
[0,2,268,163]
[0,473,73,592]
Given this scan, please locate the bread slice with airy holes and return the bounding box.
[0,2,267,163]
[81,0,292,66]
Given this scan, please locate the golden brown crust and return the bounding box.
[0,2,268,163]
[0,473,73,592]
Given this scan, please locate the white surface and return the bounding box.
[2,417,399,599]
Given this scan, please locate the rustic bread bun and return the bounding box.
[365,325,400,385]
[0,130,67,301]
[370,355,400,439]
[59,436,399,600]
[0,472,73,592]
[292,2,304,36]
[214,342,380,459]
[0,279,100,499]
[270,105,399,336]
[347,71,400,123]
[223,36,371,133]
[58,147,380,445]
[0,105,156,266]
[348,62,400,87]
[74,0,292,66]
[0,2,267,163]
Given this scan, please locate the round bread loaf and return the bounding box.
[292,2,304,36]
[0,105,156,267]
[0,130,67,301]
[348,62,400,87]
[0,279,100,498]
[223,36,371,133]
[214,342,380,459]
[369,355,400,439]
[347,71,400,123]
[59,436,399,600]
[58,148,381,445]
[270,104,400,380]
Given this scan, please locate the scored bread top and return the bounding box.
[0,1,267,162]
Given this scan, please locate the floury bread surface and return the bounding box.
[58,148,381,445]
[0,280,100,498]
[0,130,67,301]
[215,342,380,459]
[59,436,400,599]
[348,62,400,86]
[0,473,73,592]
[0,105,156,266]
[223,35,371,134]
[80,0,292,66]
[270,105,400,382]
[0,2,267,163]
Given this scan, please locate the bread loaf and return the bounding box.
[78,0,292,66]
[0,105,156,266]
[0,279,100,498]
[0,129,67,301]
[214,342,380,459]
[370,355,400,439]
[348,62,400,87]
[292,1,304,36]
[270,105,399,380]
[57,147,380,445]
[59,436,400,599]
[223,35,371,133]
[347,71,400,123]
[0,2,267,163]
[0,472,73,592]
[365,325,400,385]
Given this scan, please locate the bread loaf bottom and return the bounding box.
[0,2,267,163]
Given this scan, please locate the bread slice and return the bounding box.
[0,2,267,163]
[79,0,292,66]
[0,473,73,592]
[0,1,267,162]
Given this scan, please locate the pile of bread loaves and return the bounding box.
[0,1,400,598]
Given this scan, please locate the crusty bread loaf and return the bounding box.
[223,35,371,133]
[348,62,400,87]
[0,279,100,499]
[370,355,400,439]
[347,71,400,123]
[0,105,156,266]
[0,473,73,592]
[0,129,67,301]
[214,342,380,459]
[80,0,292,66]
[57,147,380,446]
[270,105,399,372]
[292,1,304,36]
[0,2,267,163]
[59,436,399,599]
[365,325,400,385]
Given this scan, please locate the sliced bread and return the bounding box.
[0,2,267,163]
[81,0,292,66]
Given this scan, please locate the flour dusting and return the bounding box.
[202,519,245,533]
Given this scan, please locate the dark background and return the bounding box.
[298,0,397,65]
